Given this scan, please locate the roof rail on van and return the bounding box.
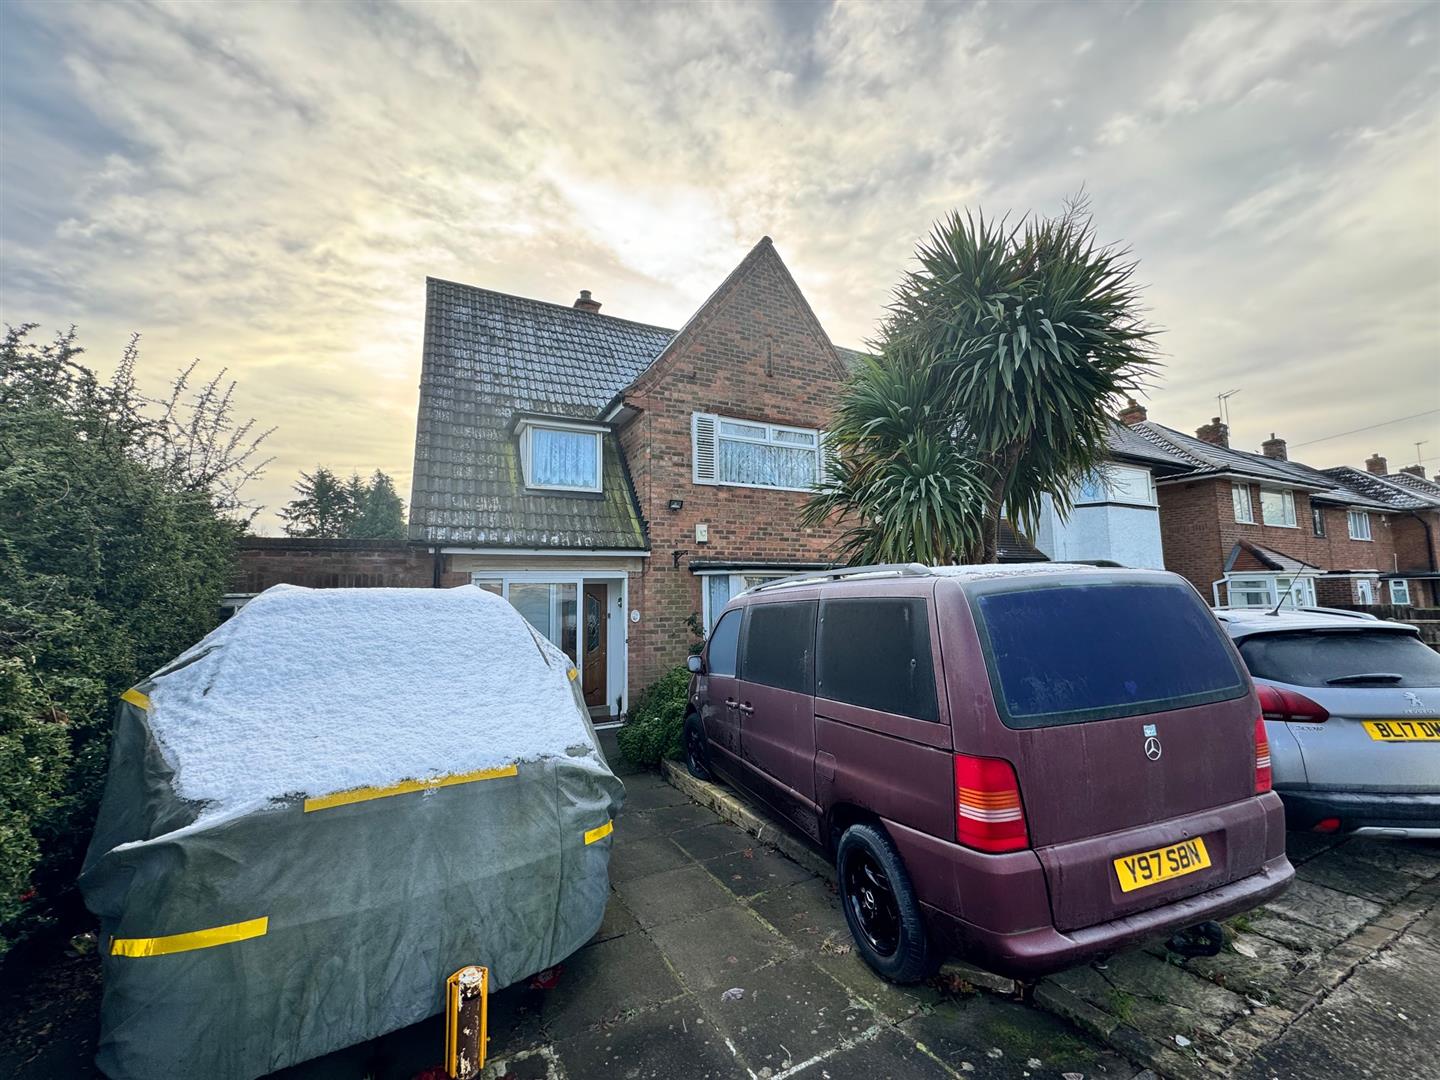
[741,563,935,596]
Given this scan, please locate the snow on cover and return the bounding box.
[147,586,591,815]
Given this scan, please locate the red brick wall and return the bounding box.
[1156,479,1401,603]
[616,241,851,690]
[233,538,435,592]
[1392,511,1440,606]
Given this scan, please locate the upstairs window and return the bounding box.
[693,412,826,491]
[1260,489,1297,527]
[519,421,603,492]
[1232,483,1255,524]
[1347,511,1372,541]
[1075,465,1156,507]
[1311,506,1326,536]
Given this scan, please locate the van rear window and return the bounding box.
[973,582,1247,729]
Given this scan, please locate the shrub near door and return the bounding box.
[616,666,693,767]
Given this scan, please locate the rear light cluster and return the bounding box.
[1256,684,1329,724]
[954,753,1029,853]
[1253,717,1272,794]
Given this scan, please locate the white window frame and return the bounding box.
[692,411,827,491]
[1347,510,1372,541]
[1390,579,1412,606]
[1232,483,1255,524]
[696,569,791,631]
[1222,574,1316,610]
[517,419,604,493]
[1311,505,1326,537]
[1074,465,1156,507]
[1356,578,1375,604]
[1259,488,1297,528]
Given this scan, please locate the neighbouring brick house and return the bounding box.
[226,537,436,615]
[406,237,1046,715]
[1110,405,1440,610]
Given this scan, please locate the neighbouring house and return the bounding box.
[226,537,436,616]
[1106,407,1439,610]
[406,237,1044,715]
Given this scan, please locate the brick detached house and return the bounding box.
[1106,405,1440,610]
[406,237,1046,715]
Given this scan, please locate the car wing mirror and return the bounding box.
[686,654,704,675]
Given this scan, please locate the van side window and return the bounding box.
[707,610,741,677]
[740,601,815,693]
[817,597,938,721]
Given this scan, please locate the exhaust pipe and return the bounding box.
[1165,921,1224,959]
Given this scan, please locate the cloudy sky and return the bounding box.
[2,0,1437,530]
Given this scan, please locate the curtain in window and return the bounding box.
[533,428,597,488]
[718,439,815,489]
[707,576,732,631]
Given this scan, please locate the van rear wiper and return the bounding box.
[1324,672,1404,685]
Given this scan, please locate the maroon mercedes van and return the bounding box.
[683,564,1293,981]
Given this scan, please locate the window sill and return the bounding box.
[1261,522,1299,529]
[1348,536,1374,543]
[699,479,818,494]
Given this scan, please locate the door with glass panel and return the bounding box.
[506,582,579,666]
[582,584,608,709]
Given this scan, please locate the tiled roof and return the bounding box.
[1225,540,1319,574]
[1384,470,1440,504]
[1104,421,1197,471]
[409,279,673,548]
[1322,467,1440,511]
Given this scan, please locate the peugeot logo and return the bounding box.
[1144,737,1163,762]
[1405,692,1424,710]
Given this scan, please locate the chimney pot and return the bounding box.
[1261,433,1288,461]
[1400,463,1427,480]
[1117,397,1148,426]
[573,289,601,314]
[1195,416,1230,449]
[1365,453,1387,475]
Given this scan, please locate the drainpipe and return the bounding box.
[1411,511,1438,572]
[432,546,444,589]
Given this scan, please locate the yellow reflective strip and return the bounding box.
[121,688,150,710]
[584,820,614,845]
[110,916,268,958]
[303,764,518,812]
[567,667,579,681]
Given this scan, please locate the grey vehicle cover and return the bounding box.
[79,586,624,1080]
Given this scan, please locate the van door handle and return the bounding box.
[737,702,754,715]
[724,698,738,709]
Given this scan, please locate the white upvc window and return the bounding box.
[698,570,791,631]
[1347,510,1372,541]
[518,420,604,492]
[692,412,828,491]
[1390,579,1412,606]
[1225,575,1316,609]
[1260,488,1297,527]
[1075,465,1156,507]
[1232,483,1255,524]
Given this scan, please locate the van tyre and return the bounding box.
[836,823,935,984]
[683,714,715,782]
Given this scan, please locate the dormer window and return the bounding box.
[518,419,604,492]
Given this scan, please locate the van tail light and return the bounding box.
[1254,716,1272,794]
[1256,683,1329,723]
[954,754,1029,853]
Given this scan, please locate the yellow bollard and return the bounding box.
[444,965,489,1079]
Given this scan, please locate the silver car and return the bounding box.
[1214,607,1440,840]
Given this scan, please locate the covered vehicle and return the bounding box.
[80,585,623,1080]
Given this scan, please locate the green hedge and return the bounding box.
[615,666,692,768]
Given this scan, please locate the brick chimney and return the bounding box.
[1117,397,1147,426]
[1195,417,1229,449]
[1261,433,1287,461]
[1365,453,1387,475]
[573,289,601,314]
[1401,464,1427,480]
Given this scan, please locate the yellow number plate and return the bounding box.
[1364,720,1440,741]
[1113,837,1211,894]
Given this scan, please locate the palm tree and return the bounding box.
[810,197,1159,564]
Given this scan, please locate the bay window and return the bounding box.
[1075,465,1156,506]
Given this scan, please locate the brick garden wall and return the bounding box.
[232,538,436,592]
[615,240,852,691]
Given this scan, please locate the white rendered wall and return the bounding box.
[1035,493,1166,569]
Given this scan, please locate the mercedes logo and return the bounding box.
[1144,737,1163,762]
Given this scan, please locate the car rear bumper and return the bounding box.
[1276,788,1440,835]
[922,853,1294,978]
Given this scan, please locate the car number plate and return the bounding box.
[1113,837,1211,893]
[1364,720,1440,741]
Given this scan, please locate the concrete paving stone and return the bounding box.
[590,892,641,944]
[536,932,685,1040]
[1260,877,1384,940]
[810,945,943,1025]
[1280,831,1345,865]
[669,821,755,861]
[701,955,874,1074]
[1295,848,1426,905]
[1144,927,1313,1003]
[551,997,739,1080]
[1339,837,1440,879]
[1405,904,1439,943]
[645,905,795,991]
[899,995,1138,1079]
[627,803,723,836]
[1234,933,1440,1080]
[619,774,695,811]
[794,1026,960,1080]
[613,862,736,928]
[704,845,816,899]
[1243,907,1349,952]
[608,833,693,884]
[1043,952,1248,1042]
[746,875,851,952]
